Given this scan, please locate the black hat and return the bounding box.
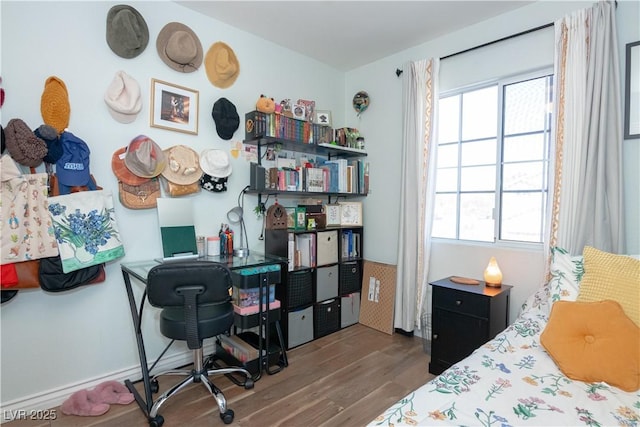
[35,124,63,164]
[211,97,239,140]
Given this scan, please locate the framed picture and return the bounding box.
[285,207,296,229]
[324,204,341,226]
[150,78,199,135]
[292,104,306,120]
[294,207,306,230]
[624,41,640,139]
[315,110,332,127]
[297,99,315,122]
[339,201,362,226]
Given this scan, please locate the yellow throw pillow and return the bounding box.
[577,246,640,326]
[540,300,640,392]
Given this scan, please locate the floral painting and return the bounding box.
[48,190,124,273]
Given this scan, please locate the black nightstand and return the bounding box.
[428,276,512,375]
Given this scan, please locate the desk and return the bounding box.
[121,253,288,421]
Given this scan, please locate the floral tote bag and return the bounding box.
[47,190,125,273]
[1,156,59,264]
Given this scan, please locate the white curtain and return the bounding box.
[547,0,624,260]
[394,58,439,332]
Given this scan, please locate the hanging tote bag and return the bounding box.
[0,155,59,264]
[47,190,125,273]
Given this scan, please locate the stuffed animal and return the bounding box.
[256,94,275,114]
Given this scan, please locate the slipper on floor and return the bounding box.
[90,380,135,405]
[61,389,110,417]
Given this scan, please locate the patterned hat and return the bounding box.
[40,76,71,134]
[161,145,202,185]
[4,118,48,167]
[124,135,166,179]
[112,146,150,186]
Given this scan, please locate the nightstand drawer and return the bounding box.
[433,286,488,318]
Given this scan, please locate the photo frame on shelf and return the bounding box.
[624,41,639,139]
[150,78,199,135]
[297,99,315,122]
[324,204,341,226]
[285,207,296,229]
[315,110,332,127]
[294,207,307,230]
[292,104,306,120]
[339,202,362,226]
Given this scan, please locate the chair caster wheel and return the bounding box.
[150,379,159,393]
[149,415,164,427]
[244,378,254,389]
[220,409,234,424]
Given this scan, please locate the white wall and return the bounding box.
[0,0,345,411]
[345,0,640,322]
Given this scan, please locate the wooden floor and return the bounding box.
[5,324,434,427]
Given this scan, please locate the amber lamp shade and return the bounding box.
[484,256,503,288]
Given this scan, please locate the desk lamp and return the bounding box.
[227,186,250,257]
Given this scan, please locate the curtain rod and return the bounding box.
[395,1,617,77]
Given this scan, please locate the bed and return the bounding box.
[368,247,640,426]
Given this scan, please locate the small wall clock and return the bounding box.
[339,202,363,226]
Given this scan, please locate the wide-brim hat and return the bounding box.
[124,135,166,179]
[112,146,150,186]
[4,118,48,168]
[204,42,240,89]
[211,97,239,140]
[119,179,160,209]
[161,145,202,185]
[156,22,202,73]
[200,174,228,193]
[40,76,70,134]
[106,5,149,59]
[104,71,142,123]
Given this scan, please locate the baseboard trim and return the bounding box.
[0,343,215,423]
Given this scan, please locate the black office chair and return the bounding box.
[146,261,253,426]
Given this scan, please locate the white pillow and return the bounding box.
[548,246,584,303]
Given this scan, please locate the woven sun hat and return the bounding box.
[112,146,150,186]
[40,76,70,135]
[4,118,48,168]
[106,5,149,59]
[211,97,239,140]
[156,22,203,73]
[124,135,166,179]
[104,71,142,123]
[204,41,240,89]
[161,144,203,185]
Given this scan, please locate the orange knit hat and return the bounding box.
[40,76,70,134]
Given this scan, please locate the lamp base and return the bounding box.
[233,248,250,258]
[485,282,502,288]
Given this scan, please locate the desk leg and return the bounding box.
[122,270,153,418]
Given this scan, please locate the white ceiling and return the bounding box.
[176,1,534,71]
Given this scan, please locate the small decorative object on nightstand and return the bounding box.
[483,256,503,288]
[428,276,512,375]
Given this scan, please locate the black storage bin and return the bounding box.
[339,261,361,295]
[287,269,313,308]
[314,298,340,339]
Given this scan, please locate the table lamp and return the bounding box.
[227,186,250,257]
[483,256,502,288]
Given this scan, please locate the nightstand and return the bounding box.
[428,276,512,375]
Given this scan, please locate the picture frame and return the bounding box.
[150,78,199,135]
[294,207,307,230]
[315,110,332,127]
[292,104,306,120]
[324,204,341,226]
[285,207,296,229]
[624,41,640,139]
[339,201,362,226]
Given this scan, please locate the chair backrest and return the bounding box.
[146,261,233,309]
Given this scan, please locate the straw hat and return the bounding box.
[204,42,239,88]
[156,22,202,73]
[161,145,203,185]
[105,5,149,59]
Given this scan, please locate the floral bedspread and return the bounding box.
[368,287,640,427]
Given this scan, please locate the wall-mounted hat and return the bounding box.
[104,71,142,123]
[161,145,202,185]
[35,124,63,164]
[124,135,166,179]
[211,97,239,140]
[204,42,240,89]
[119,179,160,210]
[106,5,149,59]
[112,146,150,186]
[1,125,5,154]
[40,76,70,134]
[56,131,91,187]
[199,149,231,193]
[4,119,48,168]
[156,22,203,73]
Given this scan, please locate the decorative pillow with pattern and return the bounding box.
[548,246,584,304]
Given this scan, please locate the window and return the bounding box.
[432,71,553,244]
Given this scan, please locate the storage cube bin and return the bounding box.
[341,292,361,328]
[287,269,313,308]
[233,284,275,307]
[314,298,340,339]
[316,265,338,302]
[288,306,313,348]
[316,230,338,266]
[339,261,361,295]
